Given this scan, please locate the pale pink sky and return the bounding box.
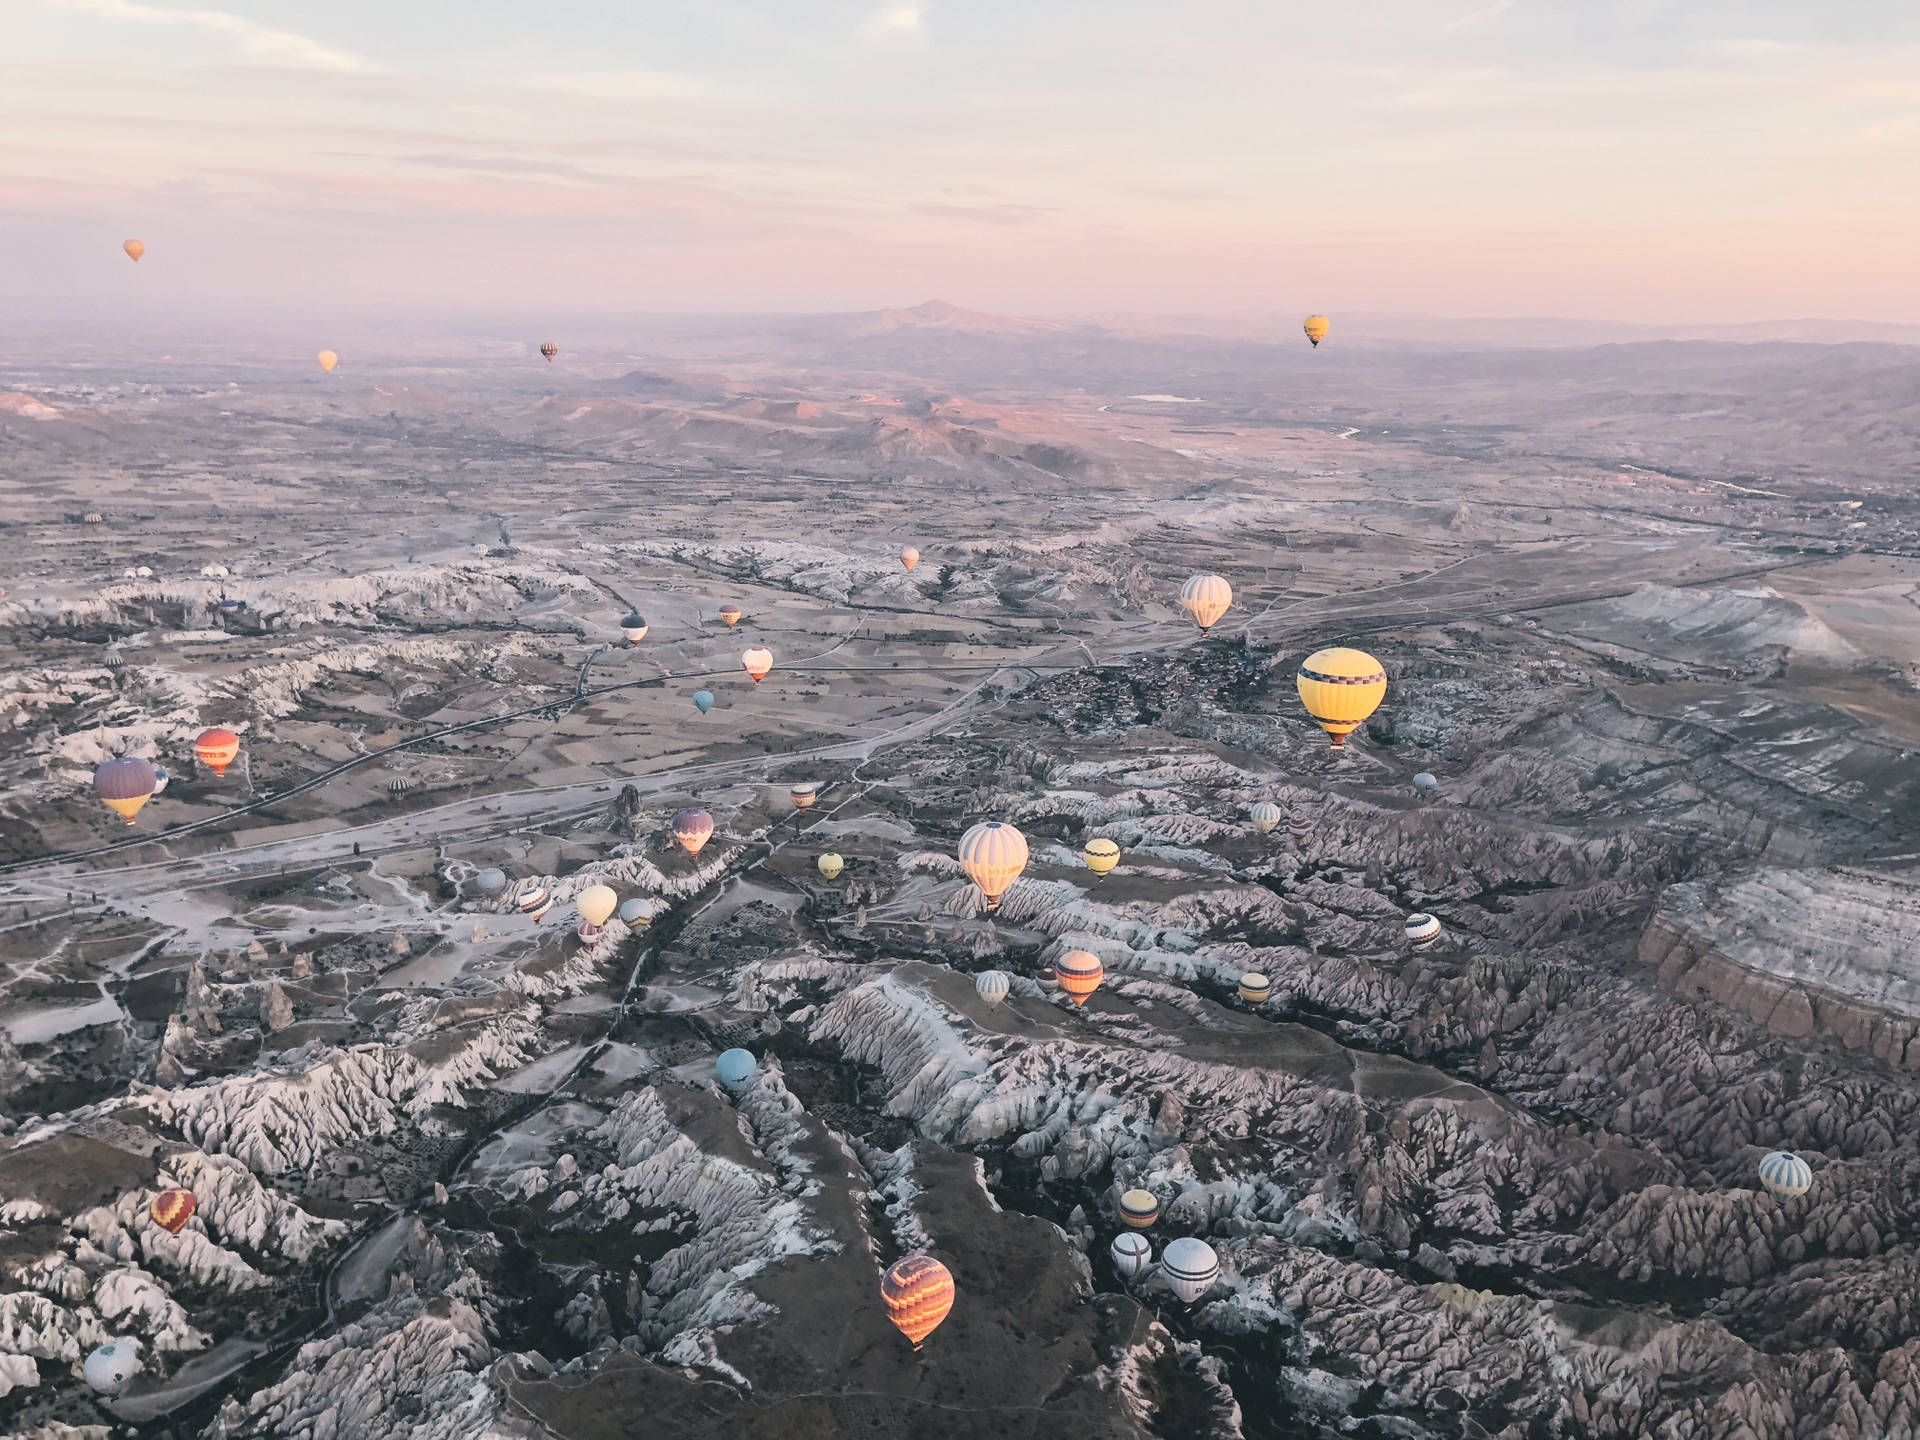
[5,1,1919,324]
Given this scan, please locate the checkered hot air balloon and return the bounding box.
[150,1188,196,1235]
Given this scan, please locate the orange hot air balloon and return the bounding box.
[718,604,743,628]
[123,240,145,263]
[882,1254,955,1350]
[901,546,920,573]
[540,342,558,363]
[1303,315,1331,348]
[150,1188,196,1235]
[1055,950,1104,1006]
[194,727,241,777]
[317,351,339,373]
[741,647,773,684]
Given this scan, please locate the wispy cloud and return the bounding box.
[856,3,930,43]
[1440,0,1517,34]
[54,0,372,72]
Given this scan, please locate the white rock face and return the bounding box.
[0,1351,38,1396]
[91,1267,210,1352]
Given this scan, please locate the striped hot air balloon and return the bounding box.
[94,756,158,824]
[1238,972,1272,1007]
[1160,1237,1219,1303]
[1119,1189,1161,1230]
[150,1188,196,1235]
[540,342,558,363]
[1082,837,1120,876]
[1297,647,1388,748]
[957,822,1028,911]
[674,808,715,855]
[1250,802,1282,835]
[881,1255,955,1350]
[1055,950,1104,1006]
[194,726,241,776]
[517,885,550,919]
[1758,1151,1813,1199]
[1179,575,1233,635]
[1404,914,1443,948]
[1287,815,1313,839]
[1110,1231,1152,1281]
[789,782,817,809]
[974,970,1010,1007]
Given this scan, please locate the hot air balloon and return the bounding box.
[577,884,618,932]
[1303,315,1330,348]
[957,821,1028,911]
[975,970,1010,1007]
[882,1255,955,1350]
[1405,914,1443,948]
[1296,646,1388,748]
[901,546,920,573]
[1056,950,1104,1007]
[1524,619,1538,631]
[123,240,145,263]
[1161,1238,1219,1303]
[1179,575,1233,635]
[526,894,553,922]
[84,1340,141,1395]
[1413,772,1438,795]
[1497,614,1515,628]
[718,604,743,628]
[1083,837,1120,877]
[1119,1189,1161,1230]
[94,756,157,825]
[620,613,649,644]
[104,647,125,670]
[817,853,844,881]
[540,342,558,363]
[150,1188,196,1235]
[388,777,413,798]
[1759,1151,1813,1198]
[673,808,715,855]
[715,1048,757,1093]
[790,782,817,809]
[518,885,550,917]
[692,690,715,715]
[1239,972,1272,1007]
[618,898,653,927]
[1287,815,1313,839]
[474,868,507,895]
[194,727,241,777]
[150,766,169,796]
[317,351,338,373]
[1035,965,1059,993]
[1249,802,1282,835]
[741,647,774,684]
[1111,1232,1152,1282]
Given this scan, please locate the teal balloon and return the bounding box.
[715,1048,757,1092]
[692,690,715,714]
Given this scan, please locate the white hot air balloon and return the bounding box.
[1160,1237,1220,1303]
[1758,1151,1813,1199]
[1249,802,1282,835]
[84,1340,141,1395]
[957,821,1028,911]
[1110,1231,1152,1282]
[975,970,1011,1007]
[1179,575,1233,635]
[1404,914,1443,948]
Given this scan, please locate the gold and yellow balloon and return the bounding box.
[1082,837,1120,877]
[1303,314,1330,348]
[1179,574,1232,635]
[317,350,339,373]
[817,853,844,881]
[1296,646,1387,748]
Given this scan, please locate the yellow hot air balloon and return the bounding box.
[577,884,618,929]
[1179,575,1232,635]
[123,240,145,263]
[957,821,1028,911]
[317,351,339,373]
[718,604,743,628]
[1303,315,1330,348]
[1296,646,1387,748]
[1082,837,1120,877]
[817,853,844,881]
[741,647,774,684]
[901,546,920,573]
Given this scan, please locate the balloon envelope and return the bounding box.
[1179,574,1233,634]
[150,1188,196,1235]
[1161,1237,1220,1302]
[789,782,817,808]
[618,898,653,926]
[1056,950,1104,1006]
[317,350,338,373]
[577,884,618,928]
[957,821,1028,911]
[901,546,919,572]
[1119,1189,1161,1230]
[540,342,558,362]
[1082,837,1120,876]
[673,808,715,855]
[620,613,649,643]
[123,240,145,263]
[474,868,507,895]
[195,726,241,776]
[715,1047,757,1092]
[692,690,715,714]
[1405,914,1443,947]
[817,853,844,880]
[741,647,774,683]
[1239,972,1272,1007]
[719,604,743,627]
[1110,1231,1152,1281]
[84,1341,140,1394]
[1413,772,1438,794]
[517,885,550,914]
[94,756,158,824]
[882,1255,955,1349]
[1249,802,1282,835]
[1297,647,1388,747]
[1303,314,1330,347]
[1759,1151,1813,1198]
[975,970,1010,1007]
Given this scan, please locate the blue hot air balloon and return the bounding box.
[715,1048,757,1093]
[692,690,715,715]
[1758,1151,1813,1199]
